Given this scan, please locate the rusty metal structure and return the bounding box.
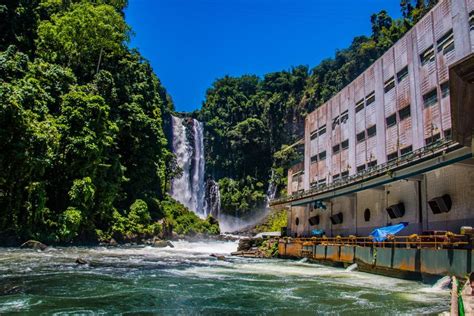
[273,0,474,239]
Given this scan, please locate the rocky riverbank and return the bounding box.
[231,237,279,258]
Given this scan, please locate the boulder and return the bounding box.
[210,253,225,260]
[108,238,118,247]
[20,240,47,251]
[153,239,174,248]
[75,257,88,265]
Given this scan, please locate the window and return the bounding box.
[387,152,398,161]
[425,133,441,145]
[366,92,375,106]
[318,179,326,185]
[400,145,413,156]
[398,105,411,121]
[340,110,349,124]
[357,165,366,172]
[318,125,327,136]
[470,11,474,31]
[437,29,455,55]
[367,125,377,138]
[311,155,318,163]
[444,128,452,139]
[384,77,395,93]
[318,151,327,160]
[367,160,377,168]
[355,99,365,113]
[332,117,340,130]
[423,89,438,107]
[310,131,318,140]
[364,208,371,222]
[341,170,349,178]
[441,81,450,98]
[341,139,349,150]
[386,114,397,128]
[420,46,435,66]
[333,173,340,181]
[357,131,366,143]
[295,217,300,226]
[332,144,340,154]
[397,66,409,83]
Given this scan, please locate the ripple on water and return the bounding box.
[0,241,450,315]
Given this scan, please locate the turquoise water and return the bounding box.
[0,241,449,315]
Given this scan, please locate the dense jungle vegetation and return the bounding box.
[198,0,439,217]
[0,0,218,245]
[0,0,438,242]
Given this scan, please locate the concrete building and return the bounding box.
[275,0,474,238]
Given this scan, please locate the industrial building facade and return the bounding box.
[277,0,474,237]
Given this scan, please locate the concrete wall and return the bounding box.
[287,161,474,237]
[425,163,474,232]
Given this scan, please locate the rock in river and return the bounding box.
[20,240,48,251]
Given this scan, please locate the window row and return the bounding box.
[356,125,377,143]
[423,81,450,108]
[332,139,349,154]
[385,105,411,128]
[420,29,455,67]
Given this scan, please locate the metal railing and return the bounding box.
[271,138,460,206]
[281,233,470,249]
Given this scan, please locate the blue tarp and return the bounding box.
[311,229,325,237]
[369,222,408,242]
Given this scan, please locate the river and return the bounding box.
[0,241,450,315]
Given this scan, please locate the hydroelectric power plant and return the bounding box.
[272,0,474,281]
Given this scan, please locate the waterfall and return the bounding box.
[170,115,220,219]
[265,169,278,208]
[204,179,221,218]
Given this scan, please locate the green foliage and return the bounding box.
[256,210,288,233]
[218,177,266,216]
[58,207,82,242]
[160,196,220,236]
[36,1,130,80]
[0,0,175,244]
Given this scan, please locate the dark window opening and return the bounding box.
[387,152,398,161]
[397,66,409,83]
[425,133,441,145]
[355,99,365,113]
[311,155,318,163]
[340,111,349,124]
[367,125,377,138]
[357,131,366,143]
[318,179,326,185]
[318,125,327,136]
[423,89,438,107]
[357,165,366,172]
[295,217,300,226]
[386,114,397,128]
[333,173,340,181]
[384,77,395,93]
[310,132,318,140]
[366,92,375,106]
[470,11,474,30]
[318,151,327,160]
[400,145,413,156]
[332,144,340,154]
[420,46,435,66]
[437,29,454,55]
[441,81,450,98]
[364,208,371,222]
[341,139,349,150]
[341,170,349,178]
[444,128,452,140]
[367,160,377,168]
[399,105,411,120]
[332,117,340,130]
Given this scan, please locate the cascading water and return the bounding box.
[204,179,221,218]
[265,169,278,208]
[170,115,220,219]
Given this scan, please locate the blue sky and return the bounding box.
[125,0,402,112]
